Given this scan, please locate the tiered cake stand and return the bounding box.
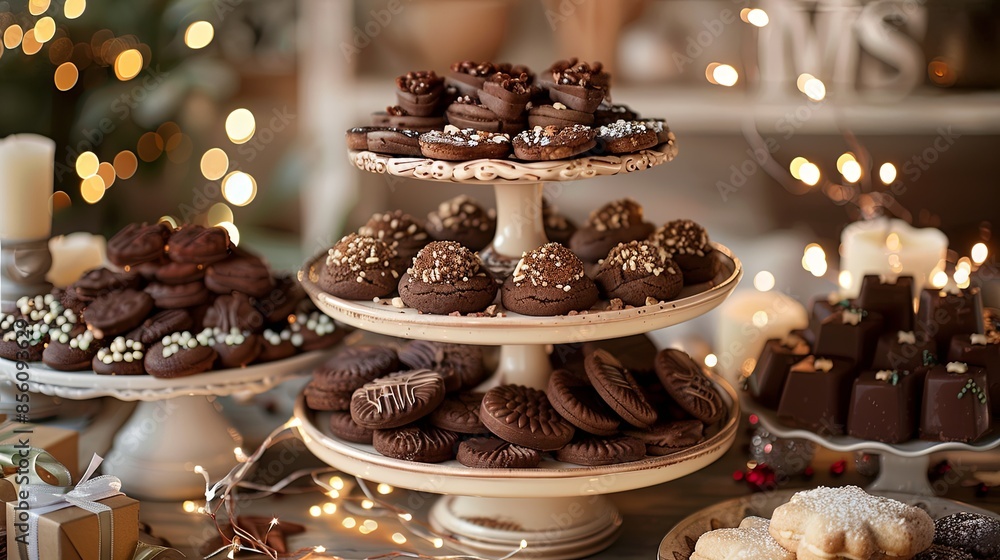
[293,143,746,559]
[0,351,328,500]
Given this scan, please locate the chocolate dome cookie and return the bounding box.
[83,289,154,339]
[501,243,598,316]
[107,222,172,267]
[42,329,99,371]
[327,411,374,444]
[371,106,446,132]
[312,345,400,393]
[654,348,725,424]
[358,210,430,262]
[527,103,595,129]
[430,392,488,434]
[69,267,141,302]
[585,349,658,429]
[418,126,511,161]
[569,198,655,263]
[457,437,541,468]
[594,241,683,306]
[542,198,577,245]
[205,254,274,297]
[398,241,498,315]
[513,125,596,161]
[318,234,400,301]
[546,368,620,436]
[350,369,446,429]
[93,337,146,375]
[648,219,717,284]
[544,59,608,113]
[373,424,459,463]
[166,225,231,265]
[933,512,1000,559]
[395,70,445,117]
[481,384,575,451]
[595,120,658,155]
[555,434,646,466]
[425,195,496,251]
[397,340,487,392]
[145,329,218,378]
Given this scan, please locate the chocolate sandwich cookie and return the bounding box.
[527,104,595,129]
[127,309,193,345]
[426,195,496,251]
[430,392,488,434]
[42,329,99,371]
[304,381,353,411]
[512,125,596,161]
[480,384,575,451]
[914,545,975,560]
[211,327,261,368]
[372,424,459,463]
[254,273,304,323]
[327,411,374,444]
[445,98,524,134]
[545,59,608,113]
[555,434,646,466]
[350,369,446,429]
[569,198,655,263]
[625,419,705,455]
[457,437,541,468]
[366,128,422,157]
[398,241,498,315]
[542,198,577,245]
[546,368,621,436]
[654,348,725,424]
[933,512,1000,559]
[585,349,657,429]
[205,254,274,297]
[318,234,401,300]
[648,219,717,284]
[594,103,638,126]
[107,222,172,267]
[397,340,487,392]
[83,289,154,339]
[144,281,210,309]
[501,242,599,316]
[371,107,446,132]
[446,60,501,96]
[312,345,399,393]
[258,325,298,362]
[479,72,531,121]
[358,210,430,263]
[395,70,445,117]
[595,120,658,155]
[70,267,142,301]
[166,225,231,265]
[418,126,511,161]
[92,336,146,375]
[145,329,218,378]
[594,241,684,306]
[153,261,204,286]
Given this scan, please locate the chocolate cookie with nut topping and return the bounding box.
[501,242,598,316]
[569,198,655,263]
[648,219,717,284]
[318,234,401,300]
[395,70,446,117]
[446,60,502,96]
[513,125,596,161]
[544,59,609,113]
[398,241,498,315]
[358,210,430,263]
[418,126,511,161]
[594,241,684,306]
[426,195,496,251]
[479,72,532,121]
[595,120,658,155]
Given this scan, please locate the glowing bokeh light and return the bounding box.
[710,63,738,87]
[114,49,142,80]
[879,163,897,184]
[789,156,808,180]
[113,150,138,179]
[752,311,769,328]
[80,175,105,204]
[704,353,718,368]
[221,171,257,206]
[225,108,256,144]
[96,162,115,188]
[64,0,86,19]
[217,221,240,246]
[803,77,826,101]
[29,0,50,16]
[200,148,229,180]
[930,270,948,289]
[75,151,99,178]
[746,8,769,26]
[3,25,23,50]
[207,203,234,227]
[49,191,71,214]
[971,243,988,264]
[21,29,42,55]
[54,62,78,90]
[841,160,862,183]
[34,17,55,43]
[753,270,775,292]
[799,162,821,186]
[184,21,214,49]
[836,153,856,174]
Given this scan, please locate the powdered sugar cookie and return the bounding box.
[692,516,794,560]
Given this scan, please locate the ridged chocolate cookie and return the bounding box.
[457,437,541,469]
[429,392,487,434]
[555,435,646,466]
[166,225,230,265]
[83,289,154,339]
[373,424,458,463]
[312,345,399,393]
[350,369,446,429]
[585,349,657,429]
[545,369,620,436]
[397,340,487,392]
[69,267,141,301]
[328,411,374,444]
[654,348,725,424]
[205,254,274,297]
[480,384,575,451]
[625,419,705,455]
[107,222,172,267]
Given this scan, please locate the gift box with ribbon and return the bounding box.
[0,427,73,532]
[6,455,139,560]
[0,421,79,480]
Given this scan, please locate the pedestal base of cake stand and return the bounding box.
[495,344,552,390]
[480,182,549,278]
[868,453,934,496]
[103,396,242,501]
[430,495,622,560]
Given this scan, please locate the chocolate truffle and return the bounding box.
[398,241,498,315]
[948,332,1000,415]
[917,287,985,356]
[426,195,496,252]
[647,219,717,284]
[921,362,991,442]
[747,334,811,408]
[318,234,400,301]
[777,355,857,435]
[857,274,915,332]
[848,368,926,443]
[872,329,937,372]
[593,240,683,306]
[805,294,854,346]
[814,307,884,366]
[501,242,598,316]
[569,198,654,263]
[358,210,430,263]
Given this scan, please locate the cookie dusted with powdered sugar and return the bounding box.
[512,124,596,161]
[692,516,794,560]
[419,125,511,161]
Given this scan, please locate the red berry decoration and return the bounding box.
[732,470,745,482]
[803,466,815,479]
[830,459,847,476]
[745,464,776,491]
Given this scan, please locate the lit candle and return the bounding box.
[0,134,55,240]
[713,288,808,383]
[840,218,948,298]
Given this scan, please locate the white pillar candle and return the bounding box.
[47,233,107,288]
[0,134,55,241]
[713,289,808,383]
[840,218,948,298]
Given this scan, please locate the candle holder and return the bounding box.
[1,238,53,312]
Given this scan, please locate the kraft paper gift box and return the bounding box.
[0,421,79,479]
[6,494,140,560]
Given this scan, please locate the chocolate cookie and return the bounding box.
[42,330,99,371]
[127,309,193,345]
[542,198,577,245]
[153,261,204,285]
[595,120,658,155]
[594,241,684,306]
[447,61,502,95]
[501,243,598,316]
[0,314,45,362]
[555,434,646,466]
[426,195,496,251]
[479,72,531,121]
[512,125,596,161]
[457,437,541,468]
[254,273,304,323]
[419,126,511,161]
[583,334,659,375]
[445,99,522,134]
[203,293,264,333]
[430,392,488,434]
[546,369,620,436]
[304,381,353,411]
[327,411,374,444]
[641,119,673,145]
[144,281,210,309]
[358,210,430,263]
[569,198,655,263]
[318,234,400,300]
[398,241,498,315]
[145,330,218,378]
[654,348,725,424]
[312,345,400,393]
[292,309,345,352]
[480,384,575,451]
[166,225,231,265]
[212,328,262,368]
[397,340,487,392]
[648,220,717,284]
[545,59,608,113]
[83,289,154,339]
[350,369,446,429]
[367,128,422,157]
[372,424,459,463]
[92,337,146,375]
[585,349,657,429]
[346,126,386,150]
[527,104,595,129]
[594,103,638,126]
[395,70,445,117]
[933,512,1000,559]
[625,419,705,455]
[69,267,141,301]
[107,222,172,267]
[259,325,298,362]
[371,107,446,132]
[205,254,274,297]
[914,545,975,560]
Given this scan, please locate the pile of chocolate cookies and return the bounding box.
[305,335,727,468]
[746,275,997,444]
[0,221,345,377]
[318,196,719,316]
[346,59,672,162]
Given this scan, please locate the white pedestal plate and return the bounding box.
[0,351,327,500]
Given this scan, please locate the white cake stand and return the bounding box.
[0,351,327,500]
[745,401,1000,496]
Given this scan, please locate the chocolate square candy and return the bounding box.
[948,332,1000,415]
[747,335,811,408]
[871,329,937,372]
[848,368,926,443]
[815,308,884,366]
[920,361,991,442]
[806,295,853,345]
[856,274,915,332]
[777,355,857,435]
[917,287,984,356]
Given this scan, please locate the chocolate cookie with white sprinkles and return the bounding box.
[318,234,401,301]
[594,240,684,306]
[501,242,598,316]
[594,120,658,155]
[425,195,496,251]
[512,125,596,161]
[418,125,511,161]
[569,198,655,263]
[648,219,717,284]
[398,241,498,315]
